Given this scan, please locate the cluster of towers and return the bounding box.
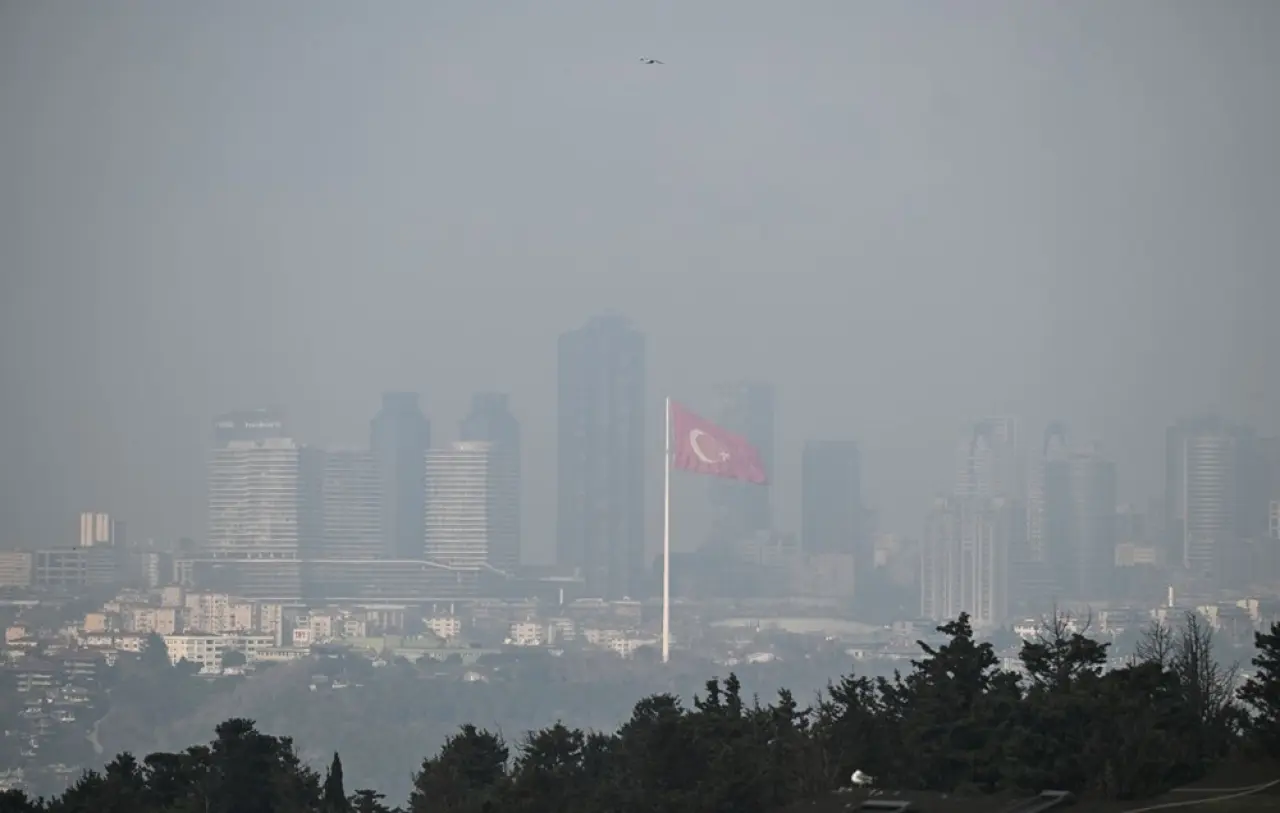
[921,415,1280,626]
[202,314,873,604]
[204,393,519,600]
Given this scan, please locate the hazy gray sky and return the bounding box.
[2,1,1277,560]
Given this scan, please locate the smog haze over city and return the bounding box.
[2,2,1280,806]
[4,0,1276,554]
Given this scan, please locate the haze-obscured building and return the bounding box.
[920,495,1012,627]
[556,315,646,600]
[458,393,521,571]
[371,392,431,560]
[801,440,866,591]
[425,441,518,570]
[707,381,775,547]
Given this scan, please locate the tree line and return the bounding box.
[3,612,1279,813]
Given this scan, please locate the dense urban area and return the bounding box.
[1,328,1279,809]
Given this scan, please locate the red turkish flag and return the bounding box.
[670,401,768,484]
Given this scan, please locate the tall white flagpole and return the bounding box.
[662,395,671,664]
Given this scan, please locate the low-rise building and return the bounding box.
[161,633,275,669]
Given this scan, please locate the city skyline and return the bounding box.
[48,361,1279,566]
[5,3,1278,557]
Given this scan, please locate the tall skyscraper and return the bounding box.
[1044,447,1117,599]
[425,442,518,570]
[371,393,431,560]
[955,416,1024,501]
[207,437,311,560]
[556,315,646,599]
[800,440,865,584]
[1025,421,1070,563]
[708,381,775,546]
[920,496,1012,627]
[459,392,521,571]
[1234,428,1276,542]
[1166,416,1237,580]
[78,512,124,547]
[316,449,383,560]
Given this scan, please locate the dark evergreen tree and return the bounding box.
[0,790,43,813]
[139,633,172,673]
[350,789,393,813]
[324,752,348,813]
[407,724,507,813]
[1239,620,1280,757]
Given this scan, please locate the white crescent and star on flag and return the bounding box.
[688,429,730,464]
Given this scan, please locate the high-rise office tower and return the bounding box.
[1166,416,1237,580]
[556,315,646,599]
[78,512,125,547]
[955,416,1024,501]
[316,449,383,560]
[459,392,521,571]
[707,381,775,547]
[1025,422,1070,562]
[371,393,431,560]
[1044,447,1117,599]
[425,442,518,570]
[800,440,866,587]
[920,496,1011,627]
[207,437,312,560]
[1234,428,1276,542]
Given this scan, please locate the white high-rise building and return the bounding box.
[920,496,1012,627]
[79,512,116,547]
[425,442,518,569]
[207,438,308,560]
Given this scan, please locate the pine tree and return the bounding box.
[1239,621,1280,757]
[324,752,349,813]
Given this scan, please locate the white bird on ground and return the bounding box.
[851,770,875,787]
[639,57,664,64]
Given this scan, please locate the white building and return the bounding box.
[920,495,1012,627]
[123,606,182,635]
[207,438,310,560]
[79,512,119,547]
[185,592,255,634]
[507,621,543,647]
[162,633,275,669]
[425,442,517,568]
[425,616,462,640]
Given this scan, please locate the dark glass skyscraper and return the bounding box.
[458,392,522,571]
[707,381,774,546]
[371,392,430,560]
[556,315,646,599]
[800,440,866,580]
[1045,449,1117,598]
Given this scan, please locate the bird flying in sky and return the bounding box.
[639,57,664,64]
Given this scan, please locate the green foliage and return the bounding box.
[22,611,1278,813]
[1240,621,1280,757]
[323,753,348,813]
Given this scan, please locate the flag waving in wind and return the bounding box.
[670,401,768,484]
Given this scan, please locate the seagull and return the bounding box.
[639,57,664,65]
[851,770,875,787]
